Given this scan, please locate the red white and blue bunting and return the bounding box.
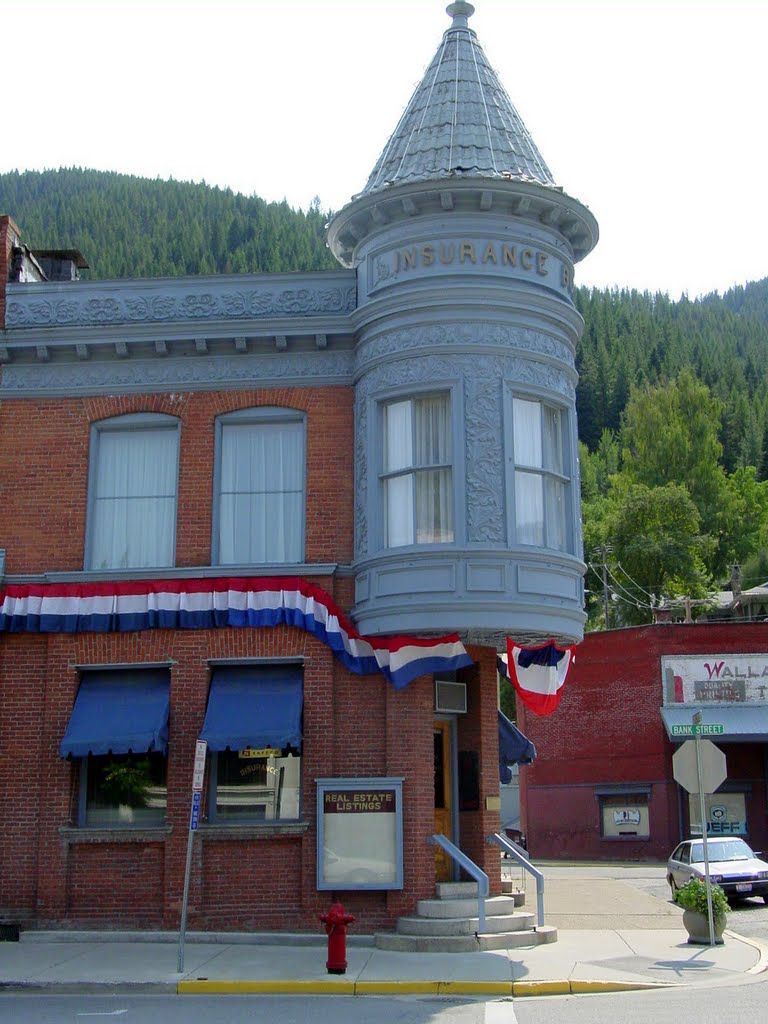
[0,577,474,690]
[499,639,576,716]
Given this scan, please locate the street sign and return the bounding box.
[192,739,207,792]
[671,724,724,737]
[190,791,201,832]
[673,739,727,794]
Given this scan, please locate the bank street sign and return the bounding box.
[671,723,724,737]
[673,739,727,795]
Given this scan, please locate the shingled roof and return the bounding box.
[360,1,555,197]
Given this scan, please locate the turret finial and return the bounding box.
[446,2,475,29]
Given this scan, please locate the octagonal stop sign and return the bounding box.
[673,740,727,794]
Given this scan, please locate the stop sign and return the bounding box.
[673,740,727,794]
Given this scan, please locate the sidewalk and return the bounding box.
[2,874,766,997]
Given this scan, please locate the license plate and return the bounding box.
[735,883,752,892]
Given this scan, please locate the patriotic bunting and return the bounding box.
[499,638,576,716]
[0,577,473,690]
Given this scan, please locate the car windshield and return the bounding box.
[690,839,753,864]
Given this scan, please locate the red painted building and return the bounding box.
[519,624,768,861]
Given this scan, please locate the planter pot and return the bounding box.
[682,908,726,945]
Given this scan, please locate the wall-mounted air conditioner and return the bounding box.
[434,679,467,714]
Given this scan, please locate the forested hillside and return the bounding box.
[0,168,337,277]
[3,167,767,626]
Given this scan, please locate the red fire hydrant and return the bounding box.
[319,900,356,974]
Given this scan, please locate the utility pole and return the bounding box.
[601,546,610,629]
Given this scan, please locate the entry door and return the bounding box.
[433,719,453,882]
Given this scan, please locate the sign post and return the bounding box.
[177,739,207,973]
[672,714,728,946]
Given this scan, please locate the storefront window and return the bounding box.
[211,747,301,822]
[83,752,167,827]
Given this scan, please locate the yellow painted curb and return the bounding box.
[439,981,514,996]
[512,980,570,997]
[178,979,355,995]
[569,980,676,994]
[354,981,439,995]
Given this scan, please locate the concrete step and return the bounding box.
[500,882,526,906]
[435,881,480,899]
[477,925,558,951]
[415,895,519,918]
[375,925,557,953]
[396,911,536,936]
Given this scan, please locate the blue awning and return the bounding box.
[499,710,536,783]
[200,665,303,752]
[60,670,170,758]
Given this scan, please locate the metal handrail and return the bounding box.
[428,833,489,933]
[488,832,545,927]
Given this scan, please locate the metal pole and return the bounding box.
[177,825,195,972]
[693,713,715,945]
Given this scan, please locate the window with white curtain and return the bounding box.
[87,414,179,570]
[214,408,305,565]
[512,397,569,551]
[382,393,453,548]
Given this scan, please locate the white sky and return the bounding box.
[4,0,766,299]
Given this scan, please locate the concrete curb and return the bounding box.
[176,978,677,997]
[724,929,768,975]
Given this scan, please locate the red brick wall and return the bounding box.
[0,214,21,330]
[520,624,768,861]
[1,616,483,931]
[0,387,354,574]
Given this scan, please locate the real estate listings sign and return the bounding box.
[662,655,768,705]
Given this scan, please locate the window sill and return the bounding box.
[197,821,310,840]
[59,826,172,843]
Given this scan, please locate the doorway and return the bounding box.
[433,718,455,881]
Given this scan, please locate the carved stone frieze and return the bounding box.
[355,322,573,375]
[464,367,505,543]
[0,351,355,395]
[6,280,357,329]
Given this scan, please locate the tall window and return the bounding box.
[382,393,453,548]
[512,397,568,551]
[214,409,305,565]
[87,414,179,570]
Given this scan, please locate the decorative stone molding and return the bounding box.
[5,275,356,329]
[0,350,355,396]
[355,322,575,378]
[465,368,505,543]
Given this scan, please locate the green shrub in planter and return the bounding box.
[673,877,729,921]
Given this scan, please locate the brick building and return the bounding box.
[0,3,598,932]
[519,624,768,862]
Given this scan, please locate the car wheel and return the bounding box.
[763,895,768,906]
[668,876,678,897]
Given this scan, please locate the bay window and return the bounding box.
[382,393,453,547]
[512,397,569,551]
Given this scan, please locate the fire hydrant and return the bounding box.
[319,900,356,974]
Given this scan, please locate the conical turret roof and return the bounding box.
[360,1,555,197]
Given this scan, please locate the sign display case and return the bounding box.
[316,777,404,890]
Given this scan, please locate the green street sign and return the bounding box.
[671,724,724,737]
